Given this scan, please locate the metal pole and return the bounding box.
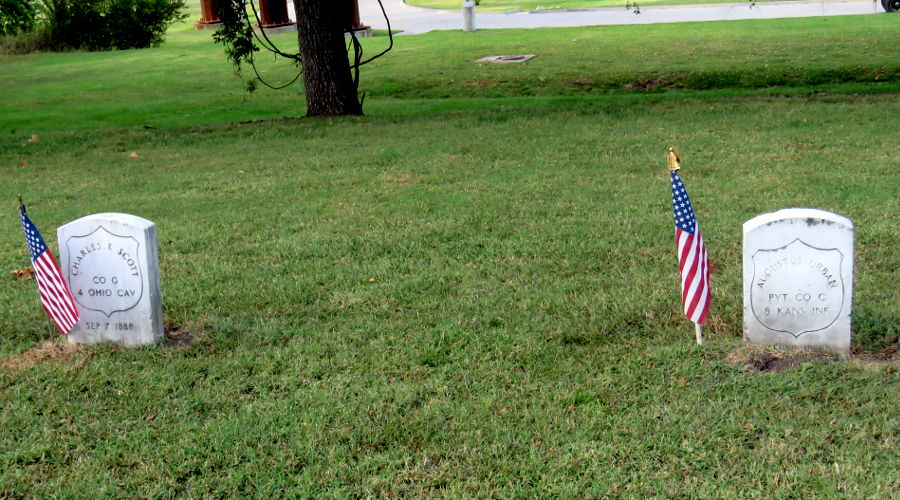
[462,0,476,32]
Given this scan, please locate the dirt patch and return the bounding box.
[623,76,670,90]
[566,77,593,87]
[236,116,301,126]
[0,341,82,371]
[164,322,194,349]
[849,343,899,371]
[728,344,898,374]
[163,320,211,349]
[853,340,898,361]
[728,345,834,373]
[1,322,209,370]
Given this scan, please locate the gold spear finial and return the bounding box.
[666,147,681,172]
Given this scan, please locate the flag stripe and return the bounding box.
[682,231,710,323]
[34,255,78,329]
[689,245,711,320]
[687,243,707,319]
[34,253,78,320]
[679,232,701,307]
[36,277,71,321]
[38,288,76,332]
[686,255,710,321]
[677,231,694,272]
[36,279,77,328]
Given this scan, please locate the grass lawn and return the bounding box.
[408,0,790,11]
[0,11,898,497]
[2,15,898,131]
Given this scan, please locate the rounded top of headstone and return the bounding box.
[743,208,853,234]
[59,212,155,232]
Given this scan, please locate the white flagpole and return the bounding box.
[694,322,704,345]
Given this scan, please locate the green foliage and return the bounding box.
[18,0,188,51]
[212,0,262,92]
[103,0,190,49]
[0,0,36,35]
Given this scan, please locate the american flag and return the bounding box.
[20,205,79,334]
[671,171,711,325]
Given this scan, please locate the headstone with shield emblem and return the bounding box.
[57,213,163,346]
[743,208,854,356]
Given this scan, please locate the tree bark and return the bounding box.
[294,0,362,117]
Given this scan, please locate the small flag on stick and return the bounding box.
[19,201,79,335]
[667,148,711,344]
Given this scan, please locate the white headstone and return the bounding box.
[743,208,854,356]
[57,213,163,346]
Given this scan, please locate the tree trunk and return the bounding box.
[294,0,362,117]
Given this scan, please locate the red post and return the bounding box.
[195,0,223,29]
[346,0,369,32]
[259,0,292,28]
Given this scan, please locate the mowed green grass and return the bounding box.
[1,15,898,132]
[0,12,898,497]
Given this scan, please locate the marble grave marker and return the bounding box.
[57,213,163,346]
[743,208,854,355]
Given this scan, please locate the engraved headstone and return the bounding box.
[57,213,163,346]
[743,208,853,355]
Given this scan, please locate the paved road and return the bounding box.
[357,0,886,34]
